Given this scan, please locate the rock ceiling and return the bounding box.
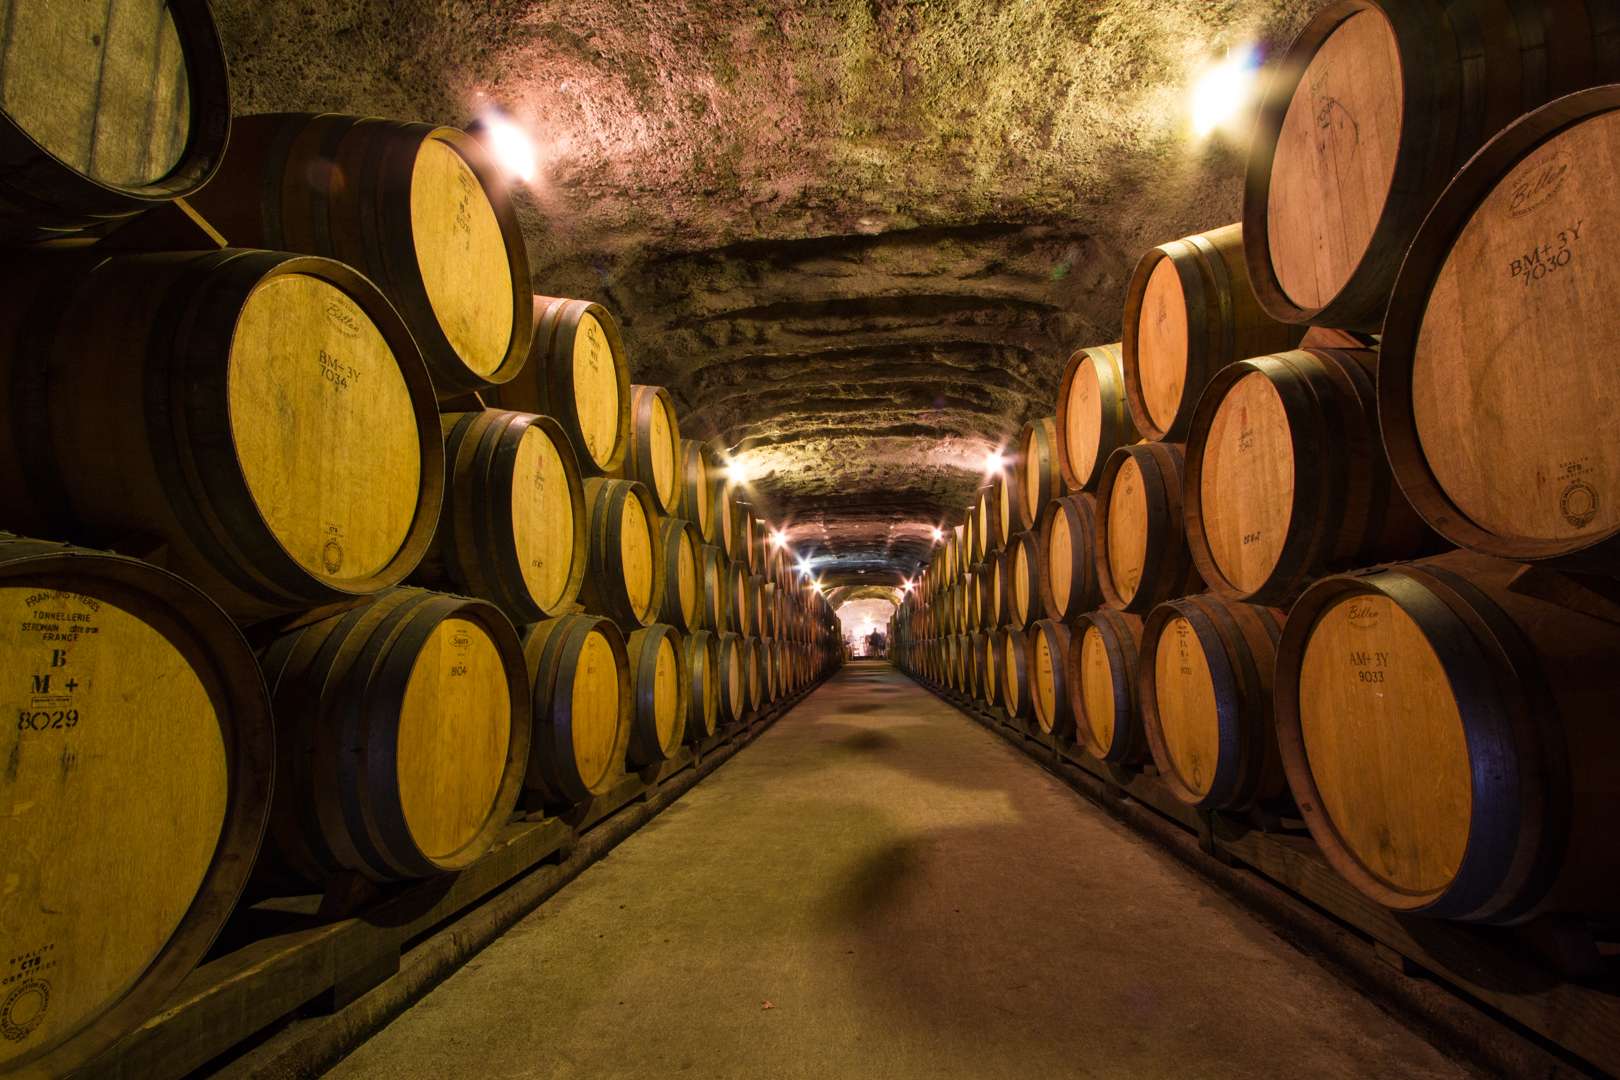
[215,0,1314,585]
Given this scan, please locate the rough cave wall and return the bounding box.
[211,0,1316,583]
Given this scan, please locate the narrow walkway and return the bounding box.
[331,662,1462,1079]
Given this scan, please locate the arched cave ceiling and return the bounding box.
[213,0,1315,586]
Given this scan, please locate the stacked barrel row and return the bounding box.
[896,0,1620,940]
[0,9,839,1076]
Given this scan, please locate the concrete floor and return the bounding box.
[329,662,1465,1080]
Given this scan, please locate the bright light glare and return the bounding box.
[984,449,1007,476]
[770,529,787,549]
[1190,46,1259,138]
[481,113,538,183]
[902,579,916,592]
[724,459,750,485]
[930,527,944,543]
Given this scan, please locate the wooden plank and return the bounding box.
[913,670,1620,1078]
[85,816,571,1079]
[1215,829,1620,1076]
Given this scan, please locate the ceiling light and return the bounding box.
[475,110,538,183]
[984,448,1007,475]
[1191,46,1260,138]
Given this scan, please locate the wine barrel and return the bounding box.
[0,535,272,1078]
[579,479,662,630]
[682,630,720,742]
[750,574,771,639]
[980,629,1002,708]
[1381,86,1620,573]
[1140,595,1285,810]
[1000,626,1033,720]
[717,632,749,725]
[1244,0,1620,330]
[626,385,683,516]
[745,636,766,712]
[699,543,729,632]
[1275,552,1620,923]
[0,0,230,241]
[1122,224,1304,441]
[0,250,442,624]
[522,614,631,805]
[187,113,532,396]
[1070,609,1147,765]
[682,440,720,543]
[1096,443,1202,614]
[259,588,529,882]
[1041,493,1102,620]
[729,560,753,637]
[1016,417,1062,531]
[1029,618,1074,739]
[417,410,586,623]
[1056,343,1138,492]
[656,518,703,633]
[624,625,688,768]
[718,489,749,566]
[978,549,1011,629]
[968,630,990,704]
[1185,348,1432,604]
[1006,530,1043,630]
[488,296,631,475]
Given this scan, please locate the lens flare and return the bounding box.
[1191,46,1260,138]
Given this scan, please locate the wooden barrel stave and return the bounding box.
[1122,223,1304,441]
[258,588,528,882]
[1070,609,1147,764]
[416,410,586,623]
[1096,442,1202,614]
[1041,493,1101,620]
[0,0,231,240]
[626,385,683,516]
[0,250,442,624]
[1056,343,1138,492]
[578,478,663,631]
[0,534,272,1077]
[188,113,533,395]
[624,624,688,768]
[522,613,631,806]
[1275,551,1620,923]
[1140,595,1285,810]
[1185,347,1433,604]
[1029,618,1074,738]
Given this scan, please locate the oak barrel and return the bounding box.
[1140,595,1285,810]
[624,624,688,768]
[1016,417,1061,531]
[1000,626,1033,720]
[0,250,442,624]
[699,543,729,632]
[1275,551,1620,923]
[626,385,683,516]
[745,636,766,712]
[1006,530,1042,630]
[656,517,703,634]
[522,614,630,806]
[1070,609,1147,765]
[978,549,1010,630]
[1185,348,1431,604]
[717,632,748,725]
[1381,86,1620,572]
[683,629,721,742]
[1244,0,1620,329]
[187,113,532,396]
[0,0,230,241]
[258,588,529,882]
[1096,443,1202,614]
[1029,618,1074,738]
[489,296,631,475]
[1056,343,1138,492]
[682,440,720,543]
[579,478,662,630]
[1122,223,1304,441]
[980,629,1002,707]
[417,410,587,623]
[1040,493,1101,620]
[0,534,272,1078]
